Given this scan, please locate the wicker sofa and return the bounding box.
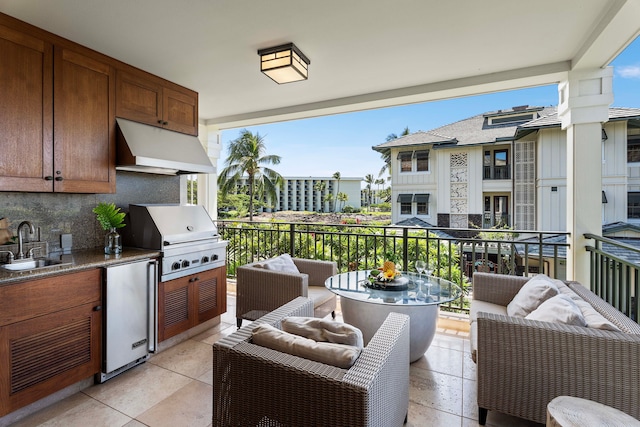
[236,256,337,327]
[470,272,640,425]
[213,297,411,427]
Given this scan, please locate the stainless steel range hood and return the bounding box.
[116,118,215,175]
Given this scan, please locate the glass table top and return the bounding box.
[325,270,462,306]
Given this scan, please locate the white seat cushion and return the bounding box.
[308,286,335,306]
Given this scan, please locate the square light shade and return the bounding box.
[258,43,310,84]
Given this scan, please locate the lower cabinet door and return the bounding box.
[158,267,227,342]
[0,302,101,416]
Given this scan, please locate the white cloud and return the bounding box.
[617,65,640,79]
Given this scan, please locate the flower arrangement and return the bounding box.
[370,261,400,283]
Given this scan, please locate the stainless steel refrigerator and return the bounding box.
[98,258,158,383]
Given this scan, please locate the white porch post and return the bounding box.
[557,67,612,284]
[199,124,222,218]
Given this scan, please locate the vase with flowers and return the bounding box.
[93,202,126,255]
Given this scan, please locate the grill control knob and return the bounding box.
[182,260,190,268]
[212,254,219,261]
[172,262,181,270]
[201,256,210,263]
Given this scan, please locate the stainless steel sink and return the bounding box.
[0,258,72,272]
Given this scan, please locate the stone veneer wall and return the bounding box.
[0,172,180,253]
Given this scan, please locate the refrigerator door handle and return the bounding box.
[148,260,159,353]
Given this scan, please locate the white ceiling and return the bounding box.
[1,0,639,129]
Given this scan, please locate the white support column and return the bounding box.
[200,124,222,218]
[558,67,612,284]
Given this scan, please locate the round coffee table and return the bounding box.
[325,270,462,362]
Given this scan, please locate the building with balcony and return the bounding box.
[373,105,640,232]
[231,176,362,213]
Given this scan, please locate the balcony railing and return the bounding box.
[217,220,570,313]
[483,165,510,180]
[585,233,640,321]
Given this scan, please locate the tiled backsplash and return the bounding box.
[0,172,180,254]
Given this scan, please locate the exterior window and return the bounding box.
[413,193,429,215]
[397,194,412,214]
[628,139,640,163]
[414,150,430,172]
[628,192,640,219]
[483,148,510,179]
[398,152,412,172]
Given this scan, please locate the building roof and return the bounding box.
[515,107,640,139]
[393,217,457,239]
[372,105,556,152]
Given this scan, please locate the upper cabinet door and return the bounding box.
[115,70,163,128]
[0,24,54,192]
[53,47,115,193]
[116,69,198,136]
[163,87,198,136]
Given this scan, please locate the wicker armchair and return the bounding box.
[471,272,640,425]
[235,256,338,327]
[213,297,411,427]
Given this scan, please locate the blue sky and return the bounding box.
[221,37,640,182]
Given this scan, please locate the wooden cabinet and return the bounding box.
[0,269,102,416]
[158,267,226,342]
[53,47,115,193]
[116,69,198,136]
[0,22,54,192]
[0,15,116,193]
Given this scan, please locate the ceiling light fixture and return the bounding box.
[258,43,310,84]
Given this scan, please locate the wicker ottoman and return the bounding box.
[547,396,640,427]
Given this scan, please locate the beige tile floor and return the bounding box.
[9,294,543,427]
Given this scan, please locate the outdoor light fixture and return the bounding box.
[258,43,310,84]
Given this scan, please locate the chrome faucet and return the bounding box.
[17,221,36,260]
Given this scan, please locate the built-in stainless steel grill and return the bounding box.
[124,204,227,282]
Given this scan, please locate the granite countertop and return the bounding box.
[0,247,161,286]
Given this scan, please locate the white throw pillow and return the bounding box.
[252,323,361,369]
[281,317,364,348]
[507,274,559,317]
[262,253,300,274]
[525,294,587,326]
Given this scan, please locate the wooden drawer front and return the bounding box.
[0,269,101,326]
[10,312,91,394]
[0,302,101,416]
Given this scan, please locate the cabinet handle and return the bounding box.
[189,277,199,283]
[44,176,54,181]
[157,120,163,124]
[93,305,102,311]
[55,176,64,181]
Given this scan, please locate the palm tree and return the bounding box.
[379,126,410,178]
[313,181,326,212]
[324,193,335,213]
[337,192,348,212]
[332,171,341,212]
[219,130,283,221]
[374,178,385,204]
[364,174,375,207]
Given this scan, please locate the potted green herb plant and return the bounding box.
[93,202,126,254]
